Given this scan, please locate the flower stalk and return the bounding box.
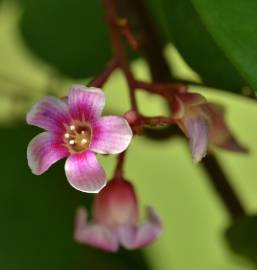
[113,150,127,180]
[101,0,247,220]
[88,58,119,88]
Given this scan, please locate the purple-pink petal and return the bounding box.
[26,96,70,133]
[119,207,162,249]
[74,208,119,252]
[178,92,206,107]
[202,103,247,154]
[27,132,69,175]
[118,225,138,249]
[216,136,248,153]
[90,116,133,154]
[187,117,209,163]
[65,151,106,193]
[68,85,105,122]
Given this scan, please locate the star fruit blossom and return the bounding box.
[27,85,133,193]
[171,90,247,162]
[74,179,162,252]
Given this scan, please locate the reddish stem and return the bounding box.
[134,80,186,97]
[141,115,175,126]
[113,150,127,180]
[122,0,247,220]
[124,110,176,132]
[88,58,118,88]
[115,18,139,51]
[103,0,139,112]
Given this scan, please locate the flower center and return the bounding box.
[64,123,92,153]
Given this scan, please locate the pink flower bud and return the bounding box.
[74,179,162,252]
[171,92,247,162]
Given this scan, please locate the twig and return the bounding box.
[117,0,172,82]
[113,150,127,180]
[114,0,247,220]
[103,0,138,112]
[141,115,175,126]
[88,58,118,88]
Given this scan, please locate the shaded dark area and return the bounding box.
[202,155,246,219]
[143,125,181,141]
[118,0,172,82]
[226,215,257,264]
[19,0,111,78]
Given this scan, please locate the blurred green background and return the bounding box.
[0,1,257,269]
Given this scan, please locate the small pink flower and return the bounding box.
[27,85,133,193]
[172,91,247,162]
[74,179,162,252]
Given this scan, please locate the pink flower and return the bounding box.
[26,85,133,193]
[171,91,247,162]
[74,179,162,252]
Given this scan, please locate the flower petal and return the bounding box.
[187,116,209,163]
[94,180,138,226]
[117,225,137,248]
[65,151,106,193]
[218,136,248,153]
[119,207,162,249]
[90,116,133,154]
[27,132,69,175]
[26,96,70,133]
[68,85,105,122]
[74,208,119,252]
[203,103,247,153]
[172,93,207,120]
[178,92,207,107]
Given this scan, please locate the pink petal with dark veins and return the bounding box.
[27,132,69,175]
[26,97,70,133]
[65,151,106,193]
[68,85,105,122]
[90,116,132,154]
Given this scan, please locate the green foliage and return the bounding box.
[161,0,249,92]
[226,215,257,264]
[0,124,150,270]
[1,1,257,269]
[192,0,257,92]
[19,0,111,78]
[18,0,257,93]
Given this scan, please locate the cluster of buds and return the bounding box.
[26,84,246,252]
[170,87,247,162]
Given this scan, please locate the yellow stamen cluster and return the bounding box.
[64,123,92,153]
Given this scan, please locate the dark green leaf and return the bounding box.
[0,124,150,270]
[19,0,111,78]
[161,0,246,92]
[192,0,257,91]
[226,215,257,264]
